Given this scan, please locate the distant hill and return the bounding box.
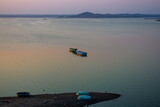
[68,12,160,18]
[70,12,104,18]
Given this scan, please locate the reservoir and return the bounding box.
[0,18,160,107]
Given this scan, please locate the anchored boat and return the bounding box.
[77,51,87,56]
[69,48,87,57]
[69,48,77,52]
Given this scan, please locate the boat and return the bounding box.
[69,48,77,52]
[69,48,87,57]
[77,51,87,56]
[17,92,30,97]
[78,95,92,101]
[76,91,90,96]
[156,19,160,21]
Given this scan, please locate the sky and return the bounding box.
[0,0,160,14]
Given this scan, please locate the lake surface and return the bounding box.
[0,18,160,107]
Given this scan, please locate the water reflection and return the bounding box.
[0,18,160,107]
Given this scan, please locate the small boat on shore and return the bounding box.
[17,92,30,97]
[76,91,90,96]
[78,95,92,101]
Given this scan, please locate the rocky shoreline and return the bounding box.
[0,92,120,107]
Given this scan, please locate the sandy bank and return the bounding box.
[0,92,120,107]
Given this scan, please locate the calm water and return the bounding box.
[0,18,160,107]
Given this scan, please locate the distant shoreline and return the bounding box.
[0,12,160,18]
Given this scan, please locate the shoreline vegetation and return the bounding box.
[0,12,160,18]
[0,92,120,107]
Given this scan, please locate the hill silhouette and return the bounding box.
[68,12,160,18]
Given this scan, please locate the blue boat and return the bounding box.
[76,51,87,56]
[76,91,90,96]
[78,95,92,101]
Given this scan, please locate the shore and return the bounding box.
[0,92,120,107]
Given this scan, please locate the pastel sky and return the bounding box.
[0,0,160,14]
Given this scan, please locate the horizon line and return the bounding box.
[0,12,160,15]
